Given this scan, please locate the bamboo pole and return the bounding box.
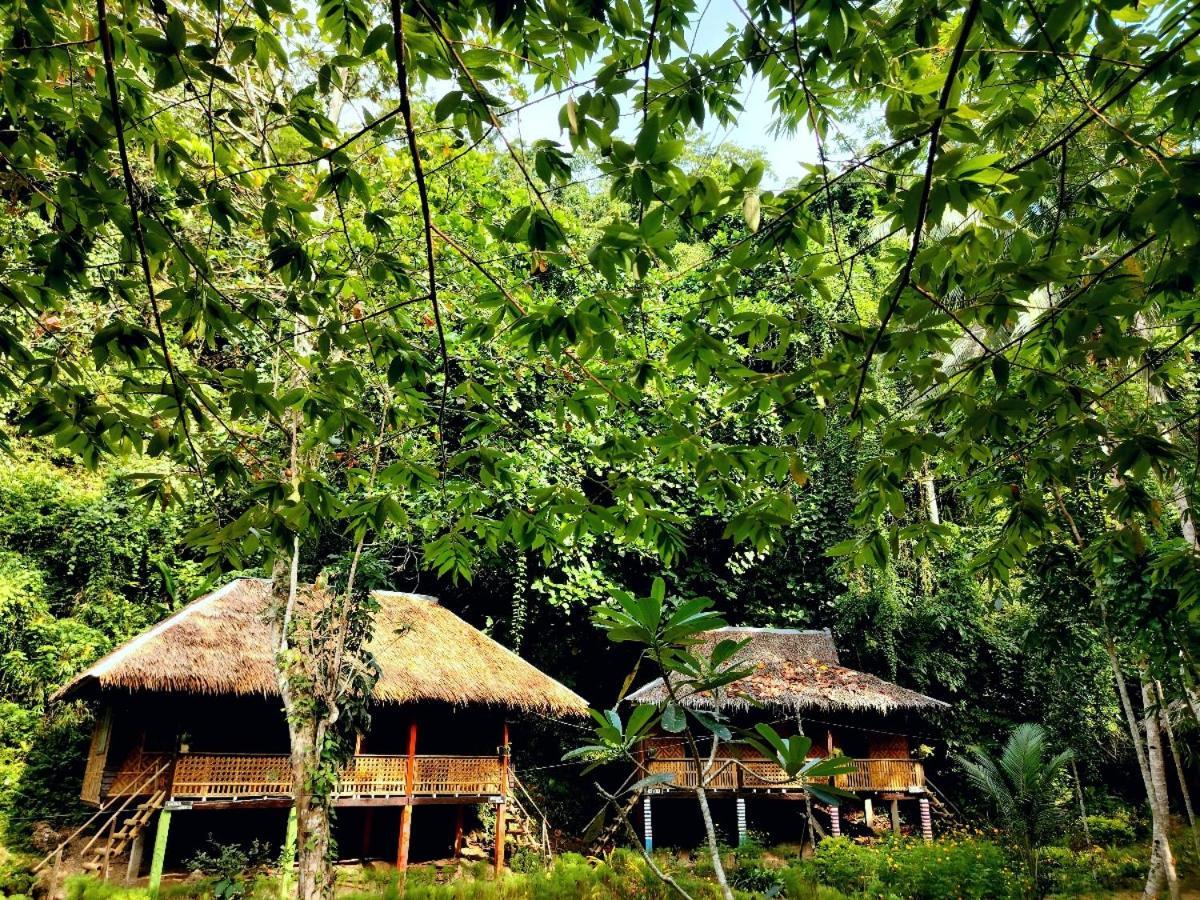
[147,809,172,900]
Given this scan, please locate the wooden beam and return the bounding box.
[361,808,374,861]
[397,718,418,870]
[453,805,465,859]
[494,721,510,877]
[493,802,507,877]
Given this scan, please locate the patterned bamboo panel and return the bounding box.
[413,756,503,795]
[646,758,740,790]
[108,752,172,796]
[172,754,292,798]
[737,758,809,790]
[162,753,505,799]
[834,758,924,791]
[340,755,408,795]
[646,756,923,792]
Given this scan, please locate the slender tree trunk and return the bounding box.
[921,468,941,525]
[272,551,332,900]
[1157,683,1200,858]
[1070,758,1090,845]
[1182,669,1200,729]
[1141,677,1180,900]
[693,781,731,900]
[1052,485,1179,896]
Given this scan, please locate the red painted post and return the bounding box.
[396,718,418,870]
[494,721,510,877]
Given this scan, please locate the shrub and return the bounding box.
[872,836,1022,899]
[1084,812,1136,846]
[507,846,546,874]
[185,835,274,899]
[729,862,783,895]
[809,838,876,894]
[1039,844,1145,895]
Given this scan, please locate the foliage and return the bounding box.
[185,836,276,900]
[1038,844,1147,895]
[1083,812,1138,847]
[806,835,1023,899]
[955,722,1074,878]
[806,838,878,895]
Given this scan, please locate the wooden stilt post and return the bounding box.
[829,805,841,838]
[147,808,172,900]
[494,720,510,878]
[890,798,900,833]
[361,808,375,861]
[453,805,465,859]
[279,805,297,900]
[642,795,653,851]
[397,718,418,871]
[126,831,146,883]
[863,798,875,830]
[736,798,748,846]
[919,798,933,842]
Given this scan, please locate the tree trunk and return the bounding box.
[1141,676,1180,900]
[921,469,941,525]
[694,783,732,900]
[1157,683,1200,858]
[271,552,332,900]
[1070,758,1090,845]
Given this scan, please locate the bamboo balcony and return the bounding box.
[644,757,925,794]
[105,752,505,802]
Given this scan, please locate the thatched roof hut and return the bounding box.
[57,577,587,716]
[627,627,946,714]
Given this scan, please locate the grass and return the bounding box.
[1,826,1194,898]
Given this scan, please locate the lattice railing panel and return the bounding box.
[645,756,924,792]
[172,754,291,798]
[131,753,507,800]
[834,758,924,792]
[340,755,408,795]
[413,756,503,795]
[108,753,172,796]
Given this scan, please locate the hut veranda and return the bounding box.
[52,578,588,886]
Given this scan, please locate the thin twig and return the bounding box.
[852,0,982,417]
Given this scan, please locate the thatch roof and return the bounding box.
[626,627,947,713]
[56,578,588,715]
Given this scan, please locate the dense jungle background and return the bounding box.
[2,0,1200,894]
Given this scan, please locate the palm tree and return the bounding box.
[957,723,1074,890]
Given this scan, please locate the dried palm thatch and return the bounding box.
[56,578,588,715]
[626,627,947,713]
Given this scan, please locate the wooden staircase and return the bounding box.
[34,760,170,890]
[80,788,166,878]
[506,772,552,859]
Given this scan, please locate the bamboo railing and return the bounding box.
[644,756,924,793]
[105,752,506,801]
